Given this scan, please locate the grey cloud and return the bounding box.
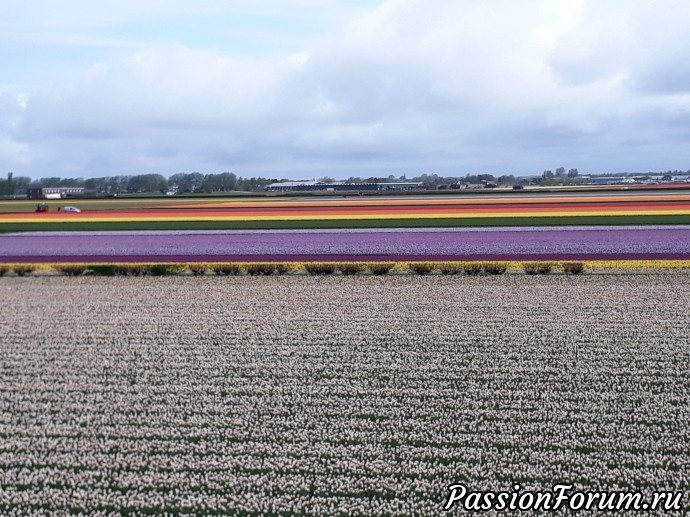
[5,0,690,178]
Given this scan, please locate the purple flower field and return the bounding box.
[2,226,690,262]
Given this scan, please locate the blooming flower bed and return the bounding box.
[1,275,688,515]
[2,226,690,263]
[2,192,690,232]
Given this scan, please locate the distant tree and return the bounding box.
[13,176,31,194]
[217,172,237,191]
[411,173,442,188]
[198,173,237,193]
[0,175,31,195]
[236,176,273,192]
[188,172,204,192]
[84,177,106,191]
[555,167,566,178]
[199,175,218,193]
[36,177,63,188]
[59,177,84,187]
[168,173,187,191]
[114,176,130,194]
[128,174,168,193]
[169,172,203,193]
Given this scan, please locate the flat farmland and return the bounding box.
[3,191,690,232]
[1,274,688,515]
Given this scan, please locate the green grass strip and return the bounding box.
[1,214,689,233]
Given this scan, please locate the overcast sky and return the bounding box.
[2,0,690,179]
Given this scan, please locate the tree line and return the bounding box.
[6,166,685,197]
[1,171,519,196]
[338,173,518,188]
[0,172,279,196]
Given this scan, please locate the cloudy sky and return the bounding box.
[2,0,690,180]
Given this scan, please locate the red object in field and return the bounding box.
[35,203,48,212]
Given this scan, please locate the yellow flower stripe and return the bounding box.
[3,260,690,272]
[575,259,690,269]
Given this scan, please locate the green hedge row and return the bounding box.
[1,215,689,233]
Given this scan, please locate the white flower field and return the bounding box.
[1,274,688,515]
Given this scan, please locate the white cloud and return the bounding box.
[3,0,690,178]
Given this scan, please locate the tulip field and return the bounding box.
[2,189,689,514]
[1,274,689,515]
[2,226,690,265]
[2,191,690,232]
[2,191,690,270]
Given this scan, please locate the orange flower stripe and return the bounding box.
[3,198,690,223]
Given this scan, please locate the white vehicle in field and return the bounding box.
[62,206,81,213]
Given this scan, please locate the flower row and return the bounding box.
[3,227,690,259]
[2,274,688,515]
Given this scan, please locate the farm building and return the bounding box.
[378,182,423,191]
[264,181,422,192]
[26,187,85,199]
[590,177,626,185]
